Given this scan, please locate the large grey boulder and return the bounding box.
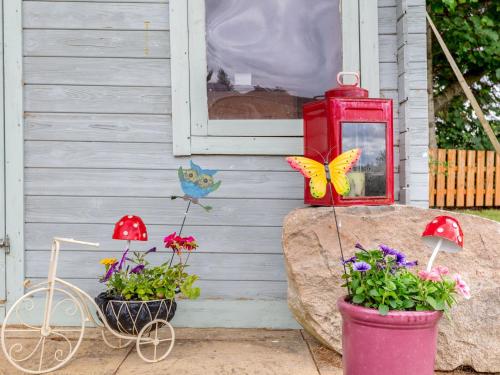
[282,205,500,372]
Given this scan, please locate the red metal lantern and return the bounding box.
[303,72,394,206]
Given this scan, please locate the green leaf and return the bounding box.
[426,296,444,310]
[378,304,389,316]
[369,289,379,297]
[385,280,397,291]
[355,286,365,294]
[352,295,365,304]
[403,299,415,309]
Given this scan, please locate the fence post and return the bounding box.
[446,149,456,207]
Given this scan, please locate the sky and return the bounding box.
[205,0,342,99]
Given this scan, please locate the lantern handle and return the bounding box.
[336,72,360,87]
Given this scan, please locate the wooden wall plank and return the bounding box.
[24,141,291,170]
[23,2,169,30]
[378,35,397,63]
[379,62,398,90]
[25,168,304,199]
[435,149,446,207]
[360,0,381,96]
[428,149,437,206]
[496,153,500,207]
[24,113,172,143]
[24,30,170,58]
[378,0,396,8]
[446,149,456,207]
[25,196,304,226]
[475,151,485,206]
[485,151,494,206]
[456,150,466,207]
[27,278,287,301]
[191,136,302,155]
[378,6,396,35]
[24,85,171,114]
[26,0,168,3]
[5,0,26,307]
[26,251,287,281]
[24,57,171,87]
[25,223,283,254]
[465,150,476,207]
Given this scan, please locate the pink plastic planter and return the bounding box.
[337,297,443,375]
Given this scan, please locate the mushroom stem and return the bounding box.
[426,238,443,272]
[127,239,131,251]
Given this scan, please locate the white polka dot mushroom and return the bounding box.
[421,215,464,271]
[112,214,148,251]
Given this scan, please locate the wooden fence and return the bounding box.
[429,149,500,208]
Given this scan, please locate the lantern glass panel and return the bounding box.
[205,0,341,120]
[341,122,387,197]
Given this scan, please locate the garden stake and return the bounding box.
[328,188,350,296]
[168,199,192,268]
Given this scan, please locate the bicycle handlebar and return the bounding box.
[53,237,100,247]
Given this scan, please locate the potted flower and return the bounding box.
[337,241,470,375]
[95,220,200,335]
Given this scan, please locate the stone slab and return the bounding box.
[282,205,500,372]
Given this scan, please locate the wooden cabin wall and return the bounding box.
[22,0,423,326]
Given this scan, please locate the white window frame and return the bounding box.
[170,0,379,155]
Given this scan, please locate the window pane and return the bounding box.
[341,123,387,197]
[206,0,341,120]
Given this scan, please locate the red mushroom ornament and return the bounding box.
[112,215,148,250]
[421,215,463,271]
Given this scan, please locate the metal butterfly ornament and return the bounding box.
[287,148,362,198]
[171,160,222,211]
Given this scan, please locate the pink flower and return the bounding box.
[417,270,441,282]
[435,266,449,276]
[182,236,198,251]
[164,232,178,248]
[452,274,471,300]
[163,232,198,253]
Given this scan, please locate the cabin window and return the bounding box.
[205,0,341,121]
[170,0,380,155]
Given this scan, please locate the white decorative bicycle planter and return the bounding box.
[1,237,176,374]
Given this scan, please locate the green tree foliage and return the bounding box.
[428,0,499,150]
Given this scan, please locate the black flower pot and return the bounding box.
[95,292,177,335]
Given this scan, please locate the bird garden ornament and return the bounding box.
[171,161,222,211]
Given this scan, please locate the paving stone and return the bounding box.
[0,338,130,375]
[116,329,320,375]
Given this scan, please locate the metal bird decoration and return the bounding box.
[171,160,222,211]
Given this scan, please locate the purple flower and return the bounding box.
[342,256,357,265]
[130,264,145,274]
[353,261,371,272]
[379,244,398,256]
[354,243,366,251]
[403,260,418,268]
[118,249,129,271]
[145,247,157,255]
[395,251,406,265]
[100,262,118,282]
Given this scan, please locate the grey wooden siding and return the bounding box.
[396,0,429,206]
[22,0,425,319]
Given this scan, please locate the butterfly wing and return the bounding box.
[286,157,328,198]
[328,148,362,196]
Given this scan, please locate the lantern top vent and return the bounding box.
[325,72,368,99]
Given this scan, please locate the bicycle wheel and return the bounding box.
[1,287,86,374]
[136,319,175,363]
